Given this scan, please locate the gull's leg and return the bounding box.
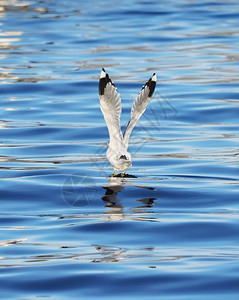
[121,172,125,177]
[113,170,117,177]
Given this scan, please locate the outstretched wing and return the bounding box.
[123,73,157,150]
[99,68,123,150]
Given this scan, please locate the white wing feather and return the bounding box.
[99,69,123,150]
[123,73,157,150]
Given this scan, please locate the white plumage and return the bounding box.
[99,68,157,176]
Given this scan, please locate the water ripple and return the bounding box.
[1,0,239,299]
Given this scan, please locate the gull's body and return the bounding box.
[99,68,156,176]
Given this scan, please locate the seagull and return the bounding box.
[99,68,157,177]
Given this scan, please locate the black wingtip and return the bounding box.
[148,78,156,97]
[99,69,114,96]
[141,74,157,98]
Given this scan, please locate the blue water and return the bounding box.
[1,0,239,299]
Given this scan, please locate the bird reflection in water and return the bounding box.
[101,175,158,221]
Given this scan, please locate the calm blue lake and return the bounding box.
[1,0,239,299]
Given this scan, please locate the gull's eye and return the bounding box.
[119,155,127,160]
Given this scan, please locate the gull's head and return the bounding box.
[115,154,132,172]
[107,149,132,172]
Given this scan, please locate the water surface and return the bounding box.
[1,0,239,299]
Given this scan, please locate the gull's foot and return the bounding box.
[111,173,137,178]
